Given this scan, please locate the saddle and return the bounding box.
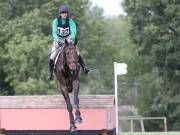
[54,44,64,69]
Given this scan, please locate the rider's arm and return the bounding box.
[69,18,77,41]
[52,18,60,41]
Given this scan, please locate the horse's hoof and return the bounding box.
[70,125,77,132]
[75,116,83,124]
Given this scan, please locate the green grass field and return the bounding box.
[119,132,180,135]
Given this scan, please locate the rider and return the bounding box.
[48,4,90,80]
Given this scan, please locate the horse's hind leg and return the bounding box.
[60,86,76,131]
[73,80,83,124]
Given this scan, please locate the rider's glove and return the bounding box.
[57,41,63,47]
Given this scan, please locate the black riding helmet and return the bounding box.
[59,4,69,13]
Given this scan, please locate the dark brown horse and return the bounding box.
[54,39,82,132]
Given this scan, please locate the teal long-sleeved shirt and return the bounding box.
[52,17,77,41]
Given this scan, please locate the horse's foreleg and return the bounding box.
[73,80,82,124]
[60,85,76,131]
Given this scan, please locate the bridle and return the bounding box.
[63,44,79,75]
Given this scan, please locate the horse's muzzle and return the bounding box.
[69,70,76,77]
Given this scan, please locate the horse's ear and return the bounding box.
[65,39,69,46]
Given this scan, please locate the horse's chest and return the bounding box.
[57,71,71,83]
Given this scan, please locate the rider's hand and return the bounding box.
[57,41,62,47]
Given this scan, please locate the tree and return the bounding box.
[124,0,180,130]
[0,0,90,95]
[0,0,145,113]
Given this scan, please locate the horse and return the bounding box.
[54,39,82,132]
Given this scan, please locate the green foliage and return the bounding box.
[124,0,180,130]
[0,0,89,94]
[1,0,179,131]
[1,0,134,97]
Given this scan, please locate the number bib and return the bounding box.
[58,27,70,37]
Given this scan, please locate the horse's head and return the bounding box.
[64,39,79,76]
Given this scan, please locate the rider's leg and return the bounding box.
[75,47,90,74]
[48,41,60,80]
[78,54,91,74]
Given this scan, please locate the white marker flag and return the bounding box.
[115,63,127,75]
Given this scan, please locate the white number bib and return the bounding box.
[58,27,70,37]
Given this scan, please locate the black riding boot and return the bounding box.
[78,55,90,74]
[48,59,54,80]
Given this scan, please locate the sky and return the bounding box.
[90,0,126,16]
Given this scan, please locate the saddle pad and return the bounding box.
[54,45,64,68]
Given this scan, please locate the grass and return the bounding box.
[119,132,180,135]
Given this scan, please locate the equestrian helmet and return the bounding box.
[59,4,69,13]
